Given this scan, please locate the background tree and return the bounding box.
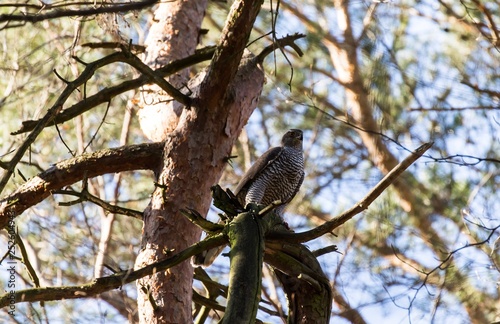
[0,0,499,323]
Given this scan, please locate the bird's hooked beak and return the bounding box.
[290,129,303,141]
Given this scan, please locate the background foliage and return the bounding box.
[0,0,499,323]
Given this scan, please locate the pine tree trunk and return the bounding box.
[137,0,208,142]
[134,1,208,323]
[134,1,266,322]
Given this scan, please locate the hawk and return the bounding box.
[193,129,305,267]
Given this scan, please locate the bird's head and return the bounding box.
[281,129,303,149]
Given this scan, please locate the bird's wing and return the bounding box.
[234,146,283,197]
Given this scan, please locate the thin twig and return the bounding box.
[15,233,41,288]
[120,46,192,107]
[256,33,305,65]
[12,47,216,135]
[83,100,111,152]
[55,189,144,220]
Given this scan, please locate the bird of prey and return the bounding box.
[192,129,305,267]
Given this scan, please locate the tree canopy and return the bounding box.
[0,0,499,323]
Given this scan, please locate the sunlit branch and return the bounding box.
[0,142,163,228]
[268,142,434,243]
[0,233,227,308]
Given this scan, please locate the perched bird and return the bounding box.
[192,129,305,267]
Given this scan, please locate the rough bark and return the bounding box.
[133,2,209,322]
[134,57,265,322]
[137,0,207,141]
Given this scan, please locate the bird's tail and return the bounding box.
[192,246,226,268]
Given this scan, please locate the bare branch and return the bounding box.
[181,208,224,233]
[0,233,226,307]
[55,189,144,220]
[268,142,434,243]
[0,1,158,29]
[0,142,163,228]
[120,46,192,107]
[427,153,500,166]
[398,222,500,313]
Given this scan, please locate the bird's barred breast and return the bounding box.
[245,147,303,206]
